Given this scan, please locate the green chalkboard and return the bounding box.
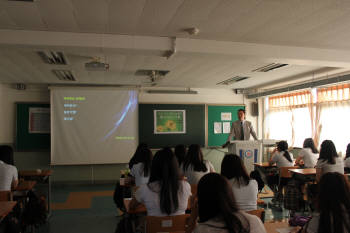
[207,105,245,147]
[15,103,50,151]
[139,104,205,148]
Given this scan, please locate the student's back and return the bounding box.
[182,144,215,184]
[0,145,18,191]
[133,147,191,216]
[190,173,265,233]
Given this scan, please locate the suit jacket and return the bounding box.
[227,120,258,141]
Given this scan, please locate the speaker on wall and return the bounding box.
[251,102,258,116]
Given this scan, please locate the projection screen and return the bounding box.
[50,87,138,165]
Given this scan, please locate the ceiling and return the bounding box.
[1,0,350,92]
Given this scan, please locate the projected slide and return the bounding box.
[51,88,138,165]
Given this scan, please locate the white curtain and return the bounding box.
[318,101,350,155]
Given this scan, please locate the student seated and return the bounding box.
[181,144,215,184]
[344,143,350,173]
[0,145,18,191]
[187,173,266,233]
[129,146,152,187]
[295,138,319,168]
[315,140,344,182]
[221,154,258,211]
[174,144,187,167]
[269,141,294,168]
[302,172,350,233]
[129,147,191,216]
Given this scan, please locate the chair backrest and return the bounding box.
[190,184,197,197]
[0,191,12,201]
[246,208,265,223]
[280,166,299,178]
[145,214,190,233]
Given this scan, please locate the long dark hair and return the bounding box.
[148,147,180,215]
[345,143,350,159]
[317,172,350,233]
[129,143,148,169]
[0,145,14,165]
[303,138,319,154]
[221,154,250,187]
[319,140,338,164]
[183,144,207,172]
[197,173,249,233]
[174,144,187,166]
[277,141,292,162]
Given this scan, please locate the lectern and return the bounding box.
[228,140,261,173]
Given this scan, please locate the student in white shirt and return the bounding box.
[0,145,18,191]
[186,173,266,233]
[181,144,215,184]
[344,143,350,173]
[295,138,319,168]
[303,172,350,233]
[315,140,344,182]
[269,141,294,168]
[221,154,258,211]
[129,147,152,186]
[129,147,191,216]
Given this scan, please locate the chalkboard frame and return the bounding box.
[15,102,50,151]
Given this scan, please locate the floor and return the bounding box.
[33,184,292,233]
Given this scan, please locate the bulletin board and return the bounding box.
[207,105,245,147]
[15,102,50,151]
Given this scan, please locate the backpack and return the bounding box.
[250,170,265,192]
[284,180,303,211]
[115,215,135,233]
[22,190,47,228]
[289,215,312,227]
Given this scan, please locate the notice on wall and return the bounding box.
[28,107,50,133]
[214,122,222,134]
[223,122,231,134]
[221,112,232,121]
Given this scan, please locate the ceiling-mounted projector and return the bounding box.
[85,61,109,71]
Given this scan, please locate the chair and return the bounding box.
[190,184,197,197]
[145,214,190,233]
[0,190,12,201]
[246,208,265,223]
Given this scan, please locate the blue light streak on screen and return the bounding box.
[104,91,137,139]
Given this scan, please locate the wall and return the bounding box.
[0,84,259,183]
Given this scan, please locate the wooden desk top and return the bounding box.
[0,201,17,219]
[288,168,316,175]
[123,197,192,214]
[254,162,276,168]
[264,221,300,233]
[19,169,53,177]
[15,180,37,191]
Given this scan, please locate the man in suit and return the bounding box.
[223,109,258,147]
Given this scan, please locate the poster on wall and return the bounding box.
[154,110,186,134]
[28,107,50,133]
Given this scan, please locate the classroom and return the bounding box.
[1,1,350,233]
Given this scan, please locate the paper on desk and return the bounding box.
[276,227,298,233]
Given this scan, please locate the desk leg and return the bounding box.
[48,175,51,217]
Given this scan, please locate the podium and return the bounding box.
[228,139,279,173]
[228,141,261,173]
